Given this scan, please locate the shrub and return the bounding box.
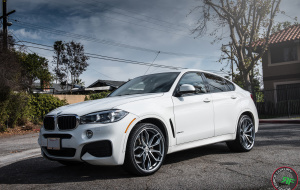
[0,93,67,131]
[85,91,111,101]
[0,92,30,128]
[28,94,68,121]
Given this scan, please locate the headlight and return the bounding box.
[80,109,128,124]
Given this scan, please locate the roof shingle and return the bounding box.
[255,24,300,46]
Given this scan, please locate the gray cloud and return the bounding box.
[7,0,300,86]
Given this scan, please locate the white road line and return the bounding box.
[0,148,41,167]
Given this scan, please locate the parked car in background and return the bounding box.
[38,69,258,175]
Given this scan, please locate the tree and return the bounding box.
[53,41,66,86]
[52,41,89,89]
[18,52,52,91]
[65,41,89,87]
[0,51,22,101]
[271,21,299,34]
[191,0,282,99]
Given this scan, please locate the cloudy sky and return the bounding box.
[6,0,300,86]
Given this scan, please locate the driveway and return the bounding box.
[0,124,299,189]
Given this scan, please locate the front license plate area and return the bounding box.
[47,138,60,150]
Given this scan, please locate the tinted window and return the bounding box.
[204,73,228,93]
[271,45,298,63]
[179,72,207,94]
[226,81,235,91]
[109,72,180,97]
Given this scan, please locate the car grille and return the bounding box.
[43,117,55,130]
[57,116,78,130]
[43,147,76,157]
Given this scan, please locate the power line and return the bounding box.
[13,41,187,70]
[11,19,200,57]
[11,35,114,80]
[77,0,188,33]
[75,0,192,38]
[90,0,188,30]
[144,51,160,75]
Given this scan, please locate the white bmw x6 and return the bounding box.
[38,69,258,175]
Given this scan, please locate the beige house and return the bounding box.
[258,24,300,103]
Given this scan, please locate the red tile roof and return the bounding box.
[255,24,300,46]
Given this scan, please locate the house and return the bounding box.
[256,24,300,103]
[32,83,74,94]
[86,80,126,92]
[32,79,126,95]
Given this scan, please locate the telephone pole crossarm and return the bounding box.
[1,0,16,50]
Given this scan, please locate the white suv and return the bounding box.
[38,69,258,175]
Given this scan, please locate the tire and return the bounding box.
[123,123,166,176]
[57,160,83,166]
[226,115,255,152]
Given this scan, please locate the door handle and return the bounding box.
[231,95,237,99]
[203,98,211,103]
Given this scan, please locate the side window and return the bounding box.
[226,81,235,91]
[179,72,207,94]
[204,73,228,93]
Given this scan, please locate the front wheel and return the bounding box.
[123,123,166,176]
[226,115,255,152]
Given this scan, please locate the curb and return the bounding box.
[259,119,300,124]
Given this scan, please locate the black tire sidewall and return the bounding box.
[125,123,166,175]
[237,115,255,151]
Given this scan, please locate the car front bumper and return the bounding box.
[38,113,137,165]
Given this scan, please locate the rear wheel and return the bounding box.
[226,115,255,152]
[124,123,166,176]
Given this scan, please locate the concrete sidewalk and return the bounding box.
[259,118,300,124]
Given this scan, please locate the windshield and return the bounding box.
[109,72,180,97]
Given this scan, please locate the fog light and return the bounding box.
[86,130,93,139]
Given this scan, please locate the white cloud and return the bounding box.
[12,28,41,40]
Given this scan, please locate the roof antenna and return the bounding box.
[144,51,160,75]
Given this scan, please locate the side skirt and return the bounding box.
[167,133,235,154]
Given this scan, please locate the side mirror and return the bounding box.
[178,84,196,96]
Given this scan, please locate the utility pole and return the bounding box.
[1,0,16,51]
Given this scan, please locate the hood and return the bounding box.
[47,93,164,116]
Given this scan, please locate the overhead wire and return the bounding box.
[90,0,188,30]
[11,19,200,57]
[75,0,192,38]
[13,41,187,70]
[77,0,188,33]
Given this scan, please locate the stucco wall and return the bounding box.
[52,94,87,104]
[262,43,300,90]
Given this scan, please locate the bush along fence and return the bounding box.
[255,87,300,118]
[0,93,67,131]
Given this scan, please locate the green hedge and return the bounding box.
[0,93,67,131]
[28,94,67,122]
[85,91,111,101]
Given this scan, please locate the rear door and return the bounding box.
[203,73,238,136]
[172,72,215,144]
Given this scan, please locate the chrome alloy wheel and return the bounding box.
[239,116,255,150]
[133,128,165,172]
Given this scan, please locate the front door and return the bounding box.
[172,72,215,144]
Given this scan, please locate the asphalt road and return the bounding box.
[0,123,299,190]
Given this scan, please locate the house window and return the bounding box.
[276,83,300,102]
[270,45,298,64]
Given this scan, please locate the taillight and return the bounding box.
[250,94,254,101]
